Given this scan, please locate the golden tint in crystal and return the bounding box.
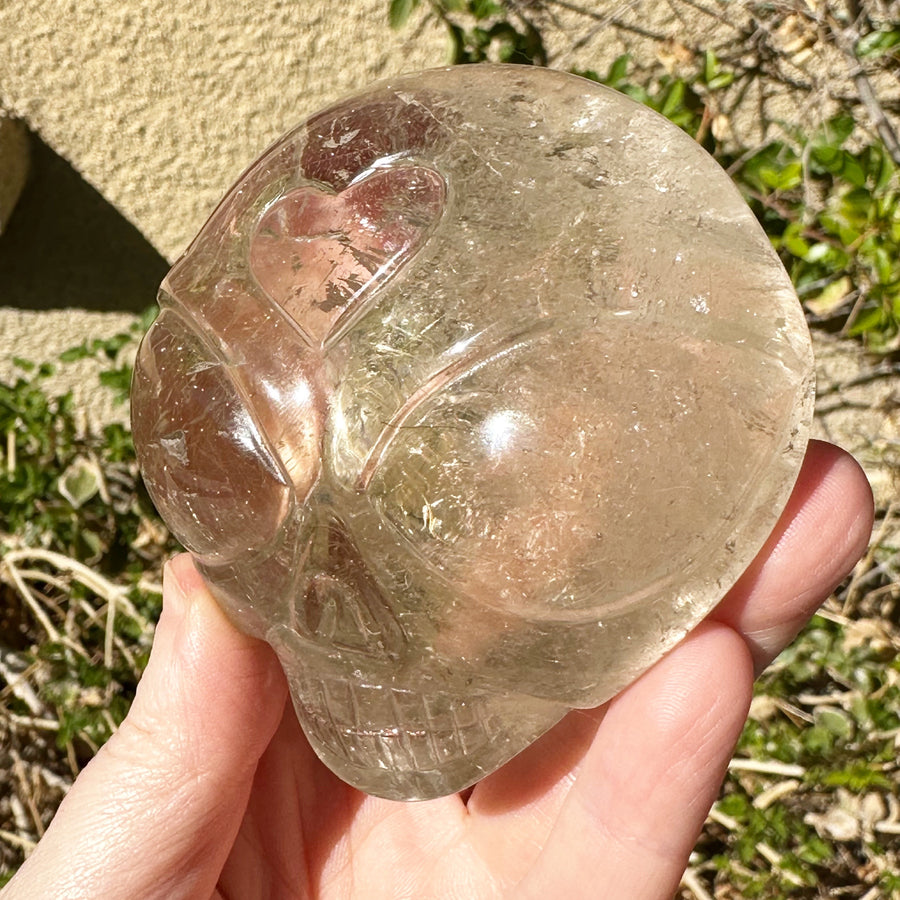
[132,65,814,800]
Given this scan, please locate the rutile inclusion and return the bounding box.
[131,65,815,800]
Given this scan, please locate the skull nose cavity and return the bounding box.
[297,518,406,656]
[302,574,390,649]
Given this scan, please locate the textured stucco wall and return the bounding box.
[2,0,895,459]
[0,0,444,260]
[0,0,445,419]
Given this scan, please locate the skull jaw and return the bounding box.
[270,624,568,801]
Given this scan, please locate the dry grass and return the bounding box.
[2,0,900,894]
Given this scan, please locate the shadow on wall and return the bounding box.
[0,129,169,313]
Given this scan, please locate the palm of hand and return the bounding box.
[217,618,748,900]
[1,442,873,900]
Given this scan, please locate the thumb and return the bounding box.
[2,554,288,900]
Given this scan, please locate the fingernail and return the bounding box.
[162,553,200,622]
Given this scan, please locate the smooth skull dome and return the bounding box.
[131,65,815,801]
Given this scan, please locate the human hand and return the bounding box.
[1,440,873,900]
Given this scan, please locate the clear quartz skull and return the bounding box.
[131,65,814,800]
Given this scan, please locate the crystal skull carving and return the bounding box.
[131,65,814,800]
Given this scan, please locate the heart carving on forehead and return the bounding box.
[250,164,446,347]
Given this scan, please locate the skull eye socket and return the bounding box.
[132,308,291,562]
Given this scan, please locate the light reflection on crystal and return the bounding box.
[132,65,814,801]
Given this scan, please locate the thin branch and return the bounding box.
[827,4,900,162]
[681,867,715,900]
[2,546,147,627]
[728,757,807,777]
[815,360,900,397]
[0,559,60,643]
[0,830,36,854]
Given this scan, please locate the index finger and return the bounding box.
[710,439,874,673]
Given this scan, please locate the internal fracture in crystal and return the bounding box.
[131,65,815,800]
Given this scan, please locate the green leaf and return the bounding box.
[468,0,501,20]
[865,145,896,194]
[702,48,733,90]
[619,83,651,105]
[98,367,134,404]
[874,246,895,284]
[99,332,133,358]
[79,527,104,559]
[57,457,101,509]
[137,304,159,332]
[660,79,686,119]
[811,145,867,187]
[847,305,889,336]
[803,723,836,755]
[388,0,418,29]
[805,276,852,317]
[796,835,832,866]
[760,161,802,191]
[606,53,631,88]
[717,792,752,819]
[703,48,718,83]
[707,71,734,90]
[856,28,900,59]
[814,707,855,741]
[813,114,855,148]
[59,345,92,363]
[822,761,891,790]
[820,208,863,247]
[446,22,467,64]
[804,241,840,265]
[780,221,810,257]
